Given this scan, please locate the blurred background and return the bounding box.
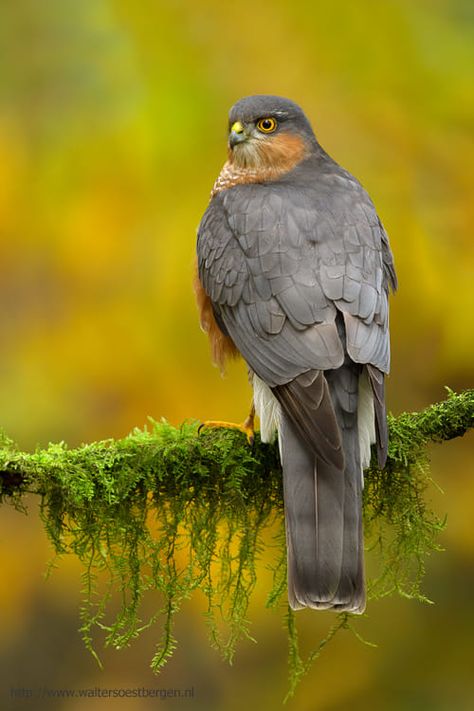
[0,0,473,709]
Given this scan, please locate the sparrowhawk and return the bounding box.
[195,95,397,613]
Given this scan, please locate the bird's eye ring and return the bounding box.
[257,117,277,133]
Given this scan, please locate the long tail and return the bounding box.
[279,363,365,613]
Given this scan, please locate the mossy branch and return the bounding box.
[1,388,472,501]
[0,388,472,693]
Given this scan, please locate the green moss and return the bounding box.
[0,388,472,694]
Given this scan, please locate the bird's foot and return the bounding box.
[199,412,255,445]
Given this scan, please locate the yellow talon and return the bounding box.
[199,406,255,445]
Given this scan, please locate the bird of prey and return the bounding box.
[195,95,397,613]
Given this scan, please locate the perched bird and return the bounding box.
[195,95,397,613]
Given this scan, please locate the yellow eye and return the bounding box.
[257,117,277,133]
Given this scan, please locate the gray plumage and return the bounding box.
[197,95,396,612]
[279,358,364,610]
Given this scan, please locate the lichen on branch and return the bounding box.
[0,388,472,691]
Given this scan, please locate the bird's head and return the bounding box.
[227,95,317,171]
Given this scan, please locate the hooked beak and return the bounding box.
[229,121,247,148]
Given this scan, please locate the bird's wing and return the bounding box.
[197,171,394,462]
[198,174,393,373]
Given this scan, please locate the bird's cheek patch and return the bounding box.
[259,133,309,171]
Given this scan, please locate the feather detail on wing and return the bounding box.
[197,165,395,383]
[272,370,343,468]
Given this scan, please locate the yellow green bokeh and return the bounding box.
[0,2,473,709]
